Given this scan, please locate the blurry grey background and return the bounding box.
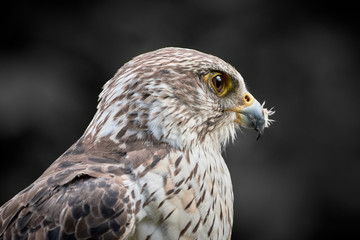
[1,0,359,239]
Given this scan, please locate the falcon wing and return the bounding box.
[0,142,138,240]
[0,175,134,240]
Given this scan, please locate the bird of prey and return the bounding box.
[0,47,274,240]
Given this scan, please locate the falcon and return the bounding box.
[0,47,274,240]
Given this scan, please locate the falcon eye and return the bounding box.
[204,71,233,97]
[212,75,224,93]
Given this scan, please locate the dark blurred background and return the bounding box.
[1,0,359,239]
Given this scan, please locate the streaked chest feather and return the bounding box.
[131,146,233,240]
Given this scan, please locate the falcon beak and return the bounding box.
[230,93,274,140]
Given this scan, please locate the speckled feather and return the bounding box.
[0,47,272,240]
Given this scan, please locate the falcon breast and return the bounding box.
[0,47,273,240]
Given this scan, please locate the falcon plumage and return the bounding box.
[0,47,274,240]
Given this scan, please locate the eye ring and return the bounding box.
[204,71,233,96]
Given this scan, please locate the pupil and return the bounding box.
[215,76,222,89]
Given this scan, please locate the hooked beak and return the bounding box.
[230,93,274,140]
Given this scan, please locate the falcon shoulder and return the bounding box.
[0,139,168,240]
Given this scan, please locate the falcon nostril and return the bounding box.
[244,93,253,105]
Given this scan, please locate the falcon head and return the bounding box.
[84,47,274,150]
